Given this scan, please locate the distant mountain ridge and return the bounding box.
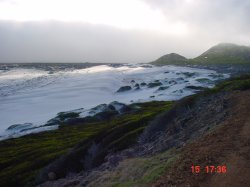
[151,43,250,66]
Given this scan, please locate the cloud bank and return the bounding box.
[0,0,249,63]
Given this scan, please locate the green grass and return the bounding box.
[2,74,250,186]
[204,74,250,94]
[190,56,250,65]
[0,101,173,187]
[87,148,179,187]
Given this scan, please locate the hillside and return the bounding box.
[192,43,250,65]
[1,72,250,186]
[33,75,250,186]
[151,53,187,66]
[0,101,173,186]
[151,43,250,66]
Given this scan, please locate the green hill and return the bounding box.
[151,53,187,66]
[151,43,250,66]
[191,43,250,65]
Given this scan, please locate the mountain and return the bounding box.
[151,53,187,65]
[151,43,250,66]
[192,43,250,65]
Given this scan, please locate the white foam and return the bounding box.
[0,64,228,139]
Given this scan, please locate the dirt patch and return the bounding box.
[152,90,250,187]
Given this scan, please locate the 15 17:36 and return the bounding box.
[191,165,227,173]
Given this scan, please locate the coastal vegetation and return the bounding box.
[152,43,250,66]
[0,101,173,186]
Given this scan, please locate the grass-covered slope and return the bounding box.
[0,101,173,187]
[153,77,250,186]
[85,148,179,187]
[151,53,187,66]
[151,43,250,66]
[45,74,250,187]
[191,43,250,65]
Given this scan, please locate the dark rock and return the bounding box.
[48,172,56,181]
[140,82,147,86]
[44,119,60,126]
[148,82,162,88]
[94,110,119,120]
[168,80,177,85]
[185,86,205,90]
[107,155,123,167]
[176,77,184,81]
[195,78,212,83]
[108,104,116,111]
[182,72,196,77]
[7,123,33,131]
[134,83,140,90]
[157,86,169,91]
[116,86,132,92]
[57,112,80,121]
[108,101,131,113]
[91,104,108,112]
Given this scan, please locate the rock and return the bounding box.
[109,101,131,113]
[196,78,212,83]
[94,110,118,120]
[182,72,196,77]
[116,86,132,92]
[173,89,184,93]
[208,73,224,78]
[6,123,33,132]
[48,172,56,181]
[107,155,123,167]
[57,112,80,121]
[176,77,184,81]
[185,86,205,90]
[140,82,147,86]
[148,82,162,88]
[157,86,169,91]
[134,83,140,90]
[168,80,177,85]
[44,119,60,126]
[7,123,32,130]
[63,180,80,187]
[131,80,135,83]
[91,104,108,112]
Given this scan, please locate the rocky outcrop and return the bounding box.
[116,86,132,92]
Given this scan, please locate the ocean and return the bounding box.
[0,63,229,140]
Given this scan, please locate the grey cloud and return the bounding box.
[143,0,250,35]
[0,0,250,62]
[0,21,198,63]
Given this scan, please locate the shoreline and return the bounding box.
[0,64,226,139]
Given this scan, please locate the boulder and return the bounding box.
[157,86,169,91]
[116,86,132,92]
[148,82,162,88]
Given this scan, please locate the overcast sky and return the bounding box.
[0,0,249,63]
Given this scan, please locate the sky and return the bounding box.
[0,0,249,63]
